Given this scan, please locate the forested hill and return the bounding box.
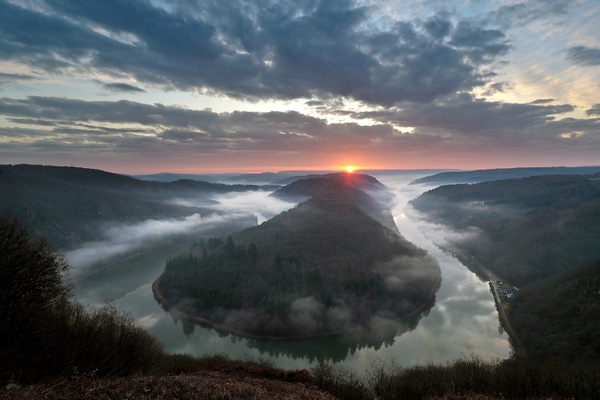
[272,172,392,200]
[156,174,441,338]
[271,172,397,229]
[411,166,600,185]
[410,173,600,286]
[233,176,420,275]
[410,173,600,360]
[0,164,262,249]
[509,258,600,361]
[0,164,264,196]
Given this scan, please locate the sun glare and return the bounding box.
[345,166,355,173]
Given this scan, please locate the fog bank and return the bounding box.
[66,212,255,277]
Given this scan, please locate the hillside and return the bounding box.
[411,166,600,185]
[509,258,600,361]
[155,174,441,338]
[410,173,600,286]
[272,172,397,209]
[410,173,600,360]
[0,164,262,249]
[2,209,599,398]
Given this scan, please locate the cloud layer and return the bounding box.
[0,0,598,170]
[0,0,509,105]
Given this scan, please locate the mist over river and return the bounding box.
[72,171,510,373]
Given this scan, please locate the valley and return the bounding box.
[7,165,599,373]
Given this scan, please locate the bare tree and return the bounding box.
[0,214,72,382]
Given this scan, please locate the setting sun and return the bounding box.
[345,166,355,173]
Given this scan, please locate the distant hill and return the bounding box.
[155,174,440,338]
[132,170,334,185]
[130,172,240,183]
[410,173,600,286]
[272,172,396,210]
[411,166,600,185]
[0,165,261,249]
[235,174,414,272]
[271,173,333,186]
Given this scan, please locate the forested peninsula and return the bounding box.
[154,173,441,338]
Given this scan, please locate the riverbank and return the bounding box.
[442,248,526,357]
[152,270,441,341]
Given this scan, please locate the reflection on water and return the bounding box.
[169,304,429,363]
[245,310,430,363]
[72,171,511,373]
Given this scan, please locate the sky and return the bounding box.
[0,0,599,174]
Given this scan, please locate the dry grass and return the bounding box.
[0,371,336,400]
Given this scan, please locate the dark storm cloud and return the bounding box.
[98,81,146,93]
[0,0,517,106]
[567,46,600,66]
[0,96,218,127]
[360,18,499,105]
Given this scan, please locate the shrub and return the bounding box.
[0,215,164,383]
[0,214,72,382]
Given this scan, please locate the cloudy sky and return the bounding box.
[0,0,599,173]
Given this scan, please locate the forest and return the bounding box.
[0,164,263,249]
[410,173,600,360]
[156,175,441,338]
[4,212,600,399]
[509,258,600,361]
[410,173,600,286]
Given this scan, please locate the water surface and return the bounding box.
[72,171,511,372]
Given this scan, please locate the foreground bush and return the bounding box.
[0,215,164,383]
[312,356,600,400]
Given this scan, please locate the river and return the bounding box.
[72,171,511,373]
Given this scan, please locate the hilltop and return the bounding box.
[155,173,441,338]
[0,164,263,249]
[411,166,600,185]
